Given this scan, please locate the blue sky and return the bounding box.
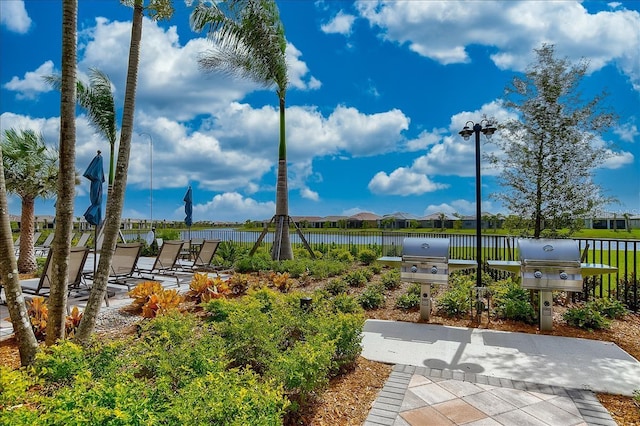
[1,1,639,224]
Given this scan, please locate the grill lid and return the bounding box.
[517,238,580,263]
[402,237,450,260]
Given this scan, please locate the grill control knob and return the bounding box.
[411,265,418,273]
[534,270,543,279]
[431,266,438,274]
[559,271,568,280]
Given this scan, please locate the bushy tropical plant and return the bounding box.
[357,284,385,310]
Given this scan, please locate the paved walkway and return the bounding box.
[362,319,640,425]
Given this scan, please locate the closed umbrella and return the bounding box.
[184,186,193,240]
[83,151,104,275]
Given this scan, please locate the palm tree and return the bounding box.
[75,0,175,345]
[45,68,117,191]
[46,0,79,344]
[0,144,39,365]
[190,0,292,260]
[1,129,58,273]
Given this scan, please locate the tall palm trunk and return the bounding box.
[46,0,78,345]
[273,94,292,260]
[17,197,37,272]
[0,146,38,365]
[75,0,144,345]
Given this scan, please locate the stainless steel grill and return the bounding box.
[518,238,583,291]
[401,237,450,285]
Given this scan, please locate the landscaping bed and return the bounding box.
[2,258,639,425]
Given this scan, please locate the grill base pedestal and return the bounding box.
[540,290,554,331]
[420,284,432,321]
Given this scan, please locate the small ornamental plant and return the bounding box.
[141,289,184,318]
[187,272,231,303]
[270,272,293,292]
[25,298,84,340]
[128,281,164,307]
[129,281,184,318]
[27,297,48,341]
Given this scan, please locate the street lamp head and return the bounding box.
[459,125,473,140]
[481,121,497,139]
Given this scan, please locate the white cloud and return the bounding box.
[0,0,31,34]
[614,121,639,143]
[368,168,448,196]
[355,0,640,89]
[424,199,500,216]
[300,188,320,201]
[408,101,513,178]
[321,10,356,35]
[601,150,635,169]
[3,61,56,99]
[287,43,322,90]
[194,192,275,222]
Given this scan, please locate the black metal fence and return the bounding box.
[124,228,639,311]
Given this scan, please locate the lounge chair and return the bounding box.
[13,235,20,254]
[35,232,55,257]
[75,232,92,248]
[21,246,90,296]
[182,239,230,274]
[136,240,189,287]
[92,242,143,291]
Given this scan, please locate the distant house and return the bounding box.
[380,212,420,229]
[584,212,633,230]
[419,212,456,229]
[291,216,324,229]
[347,212,381,229]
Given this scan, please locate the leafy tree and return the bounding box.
[47,0,79,344]
[1,129,58,273]
[75,0,175,345]
[0,144,39,365]
[489,44,616,238]
[190,0,291,260]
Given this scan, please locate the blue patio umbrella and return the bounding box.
[184,186,193,239]
[83,151,104,277]
[83,151,105,226]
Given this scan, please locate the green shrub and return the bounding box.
[360,268,374,282]
[344,270,368,287]
[380,269,401,290]
[234,252,273,273]
[324,278,348,295]
[407,282,421,296]
[357,284,385,310]
[167,369,289,425]
[39,370,160,425]
[490,278,536,323]
[436,273,474,317]
[32,340,87,384]
[267,335,334,406]
[589,298,627,319]
[316,311,364,374]
[275,259,309,278]
[396,293,420,310]
[217,241,246,264]
[368,263,382,275]
[331,294,362,314]
[327,249,354,263]
[307,259,347,279]
[0,366,33,408]
[563,305,610,330]
[203,298,235,321]
[358,249,378,265]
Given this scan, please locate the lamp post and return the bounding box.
[458,120,496,289]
